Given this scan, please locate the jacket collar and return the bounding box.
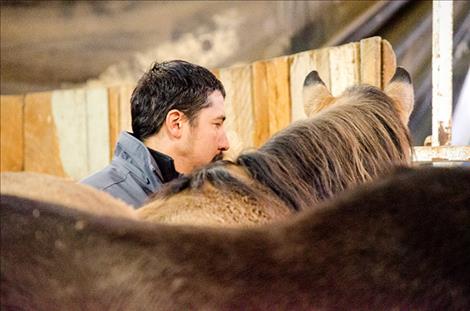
[113,132,163,192]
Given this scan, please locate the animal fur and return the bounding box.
[2,166,469,310]
[139,68,413,225]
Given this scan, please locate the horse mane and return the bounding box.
[155,84,411,212]
[238,85,411,210]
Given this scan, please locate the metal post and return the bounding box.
[432,0,453,146]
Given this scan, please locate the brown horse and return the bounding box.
[1,172,136,219]
[138,67,414,226]
[2,166,469,310]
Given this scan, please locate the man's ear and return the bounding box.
[165,109,185,138]
[302,70,334,117]
[384,67,414,125]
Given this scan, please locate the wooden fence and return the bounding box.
[1,36,468,180]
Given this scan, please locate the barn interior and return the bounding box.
[1,0,469,146]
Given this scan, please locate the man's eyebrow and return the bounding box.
[214,115,226,122]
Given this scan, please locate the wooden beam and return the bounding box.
[360,36,382,88]
[219,64,254,158]
[329,42,360,96]
[432,0,453,146]
[0,95,24,172]
[413,146,470,163]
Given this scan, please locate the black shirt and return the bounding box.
[147,148,180,183]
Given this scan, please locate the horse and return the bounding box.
[0,172,136,219]
[137,67,414,226]
[2,166,469,310]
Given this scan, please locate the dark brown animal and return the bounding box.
[138,68,413,226]
[2,166,469,310]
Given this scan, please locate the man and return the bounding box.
[81,60,230,208]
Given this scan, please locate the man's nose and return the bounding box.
[219,131,230,151]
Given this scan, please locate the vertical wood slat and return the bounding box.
[289,50,316,122]
[432,0,453,146]
[23,89,109,180]
[252,60,270,147]
[219,65,254,158]
[266,56,291,137]
[381,39,397,87]
[329,42,361,96]
[119,85,134,133]
[0,95,24,172]
[360,36,382,88]
[85,88,110,174]
[24,92,66,177]
[108,86,121,160]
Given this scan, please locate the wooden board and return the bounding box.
[0,95,24,172]
[329,42,360,96]
[266,56,291,137]
[252,57,291,145]
[84,88,110,174]
[289,50,316,121]
[382,39,397,87]
[219,64,254,158]
[251,60,270,146]
[24,89,110,180]
[118,85,134,133]
[108,86,121,159]
[360,36,382,88]
[24,92,66,177]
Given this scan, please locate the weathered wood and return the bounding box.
[119,85,134,133]
[360,36,382,88]
[315,47,331,90]
[23,89,110,180]
[432,1,453,146]
[211,68,221,80]
[219,65,254,158]
[329,42,360,96]
[24,92,66,177]
[108,86,121,159]
[251,60,270,146]
[266,56,291,137]
[413,146,470,163]
[0,95,24,172]
[289,50,316,121]
[84,88,110,174]
[381,39,397,86]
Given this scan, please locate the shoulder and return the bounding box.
[81,165,127,190]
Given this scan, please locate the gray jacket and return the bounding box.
[81,132,165,208]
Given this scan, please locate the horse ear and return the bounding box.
[303,71,334,117]
[384,67,414,125]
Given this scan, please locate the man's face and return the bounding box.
[180,90,230,172]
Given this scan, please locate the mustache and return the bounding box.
[211,152,224,162]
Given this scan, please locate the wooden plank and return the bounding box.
[360,36,382,88]
[51,89,88,180]
[266,56,291,137]
[329,42,360,96]
[314,47,331,90]
[0,95,24,172]
[219,64,254,158]
[251,60,270,147]
[119,85,134,133]
[211,68,221,80]
[108,86,121,159]
[85,88,110,174]
[432,1,453,146]
[24,92,66,177]
[289,50,315,121]
[382,39,397,87]
[413,146,470,163]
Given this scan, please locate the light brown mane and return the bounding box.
[154,84,411,212]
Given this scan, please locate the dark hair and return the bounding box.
[131,60,226,141]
